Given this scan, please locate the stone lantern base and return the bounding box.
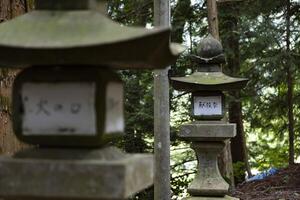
[179,121,239,200]
[188,142,229,196]
[0,147,153,200]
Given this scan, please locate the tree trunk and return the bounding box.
[218,1,252,184]
[207,0,235,186]
[207,0,219,40]
[229,93,252,182]
[0,0,27,155]
[286,0,294,165]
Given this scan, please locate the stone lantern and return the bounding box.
[0,0,184,199]
[171,35,248,200]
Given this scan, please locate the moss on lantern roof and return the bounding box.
[0,11,158,48]
[0,10,185,68]
[171,72,248,91]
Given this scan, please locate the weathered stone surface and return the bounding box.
[179,121,236,141]
[184,195,239,200]
[0,147,154,200]
[0,6,185,69]
[188,142,229,196]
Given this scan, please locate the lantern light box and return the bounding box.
[192,91,225,120]
[22,82,97,136]
[13,66,124,147]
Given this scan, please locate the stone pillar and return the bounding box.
[188,142,228,196]
[179,122,239,200]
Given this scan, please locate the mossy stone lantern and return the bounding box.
[171,35,248,200]
[0,1,184,199]
[0,0,184,147]
[172,35,248,121]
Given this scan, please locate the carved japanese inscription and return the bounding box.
[21,83,96,136]
[193,96,222,116]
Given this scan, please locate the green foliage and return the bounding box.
[170,143,196,197]
[26,0,35,10]
[236,0,300,171]
[233,161,246,183]
[119,70,154,153]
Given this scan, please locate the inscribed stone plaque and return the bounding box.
[193,96,222,116]
[105,82,124,134]
[21,83,96,136]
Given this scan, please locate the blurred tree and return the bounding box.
[218,1,252,184]
[285,0,294,165]
[0,0,28,155]
[234,0,300,171]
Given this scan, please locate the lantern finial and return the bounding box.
[192,34,225,65]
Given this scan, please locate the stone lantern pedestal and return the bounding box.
[0,147,154,200]
[179,121,239,200]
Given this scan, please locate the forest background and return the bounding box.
[0,0,300,200]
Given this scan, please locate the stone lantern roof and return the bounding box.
[171,35,248,92]
[0,0,185,69]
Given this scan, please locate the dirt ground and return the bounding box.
[230,164,300,200]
